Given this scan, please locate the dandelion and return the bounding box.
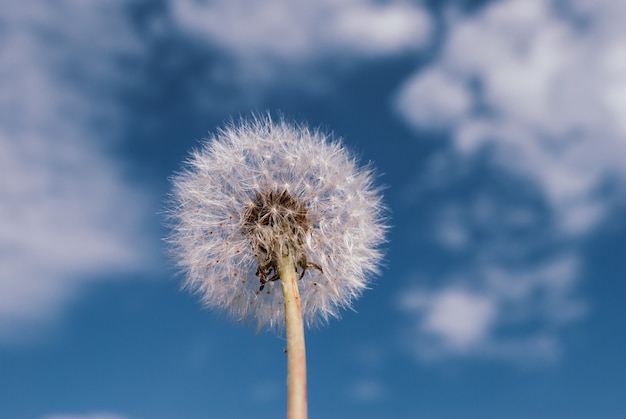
[167,114,386,419]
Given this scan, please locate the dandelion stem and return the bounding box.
[278,249,308,419]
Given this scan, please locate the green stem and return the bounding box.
[278,250,308,419]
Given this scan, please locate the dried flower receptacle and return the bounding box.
[243,189,322,293]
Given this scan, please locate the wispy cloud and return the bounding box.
[398,254,583,363]
[0,1,157,343]
[396,0,626,235]
[394,0,623,362]
[168,0,432,100]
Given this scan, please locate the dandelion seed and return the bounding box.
[166,114,387,419]
[167,114,386,329]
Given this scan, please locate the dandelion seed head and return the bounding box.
[167,115,387,329]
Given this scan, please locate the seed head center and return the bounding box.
[242,189,321,292]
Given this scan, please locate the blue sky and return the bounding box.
[1,0,625,418]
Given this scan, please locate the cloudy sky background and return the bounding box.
[1,0,625,418]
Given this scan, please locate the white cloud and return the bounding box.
[170,0,432,89]
[395,0,626,236]
[393,0,624,362]
[398,254,584,362]
[0,1,156,343]
[330,2,432,57]
[395,68,473,130]
[423,288,496,350]
[397,190,588,362]
[396,187,588,362]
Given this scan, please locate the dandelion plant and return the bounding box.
[167,115,386,419]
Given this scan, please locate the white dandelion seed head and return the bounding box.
[167,114,387,329]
